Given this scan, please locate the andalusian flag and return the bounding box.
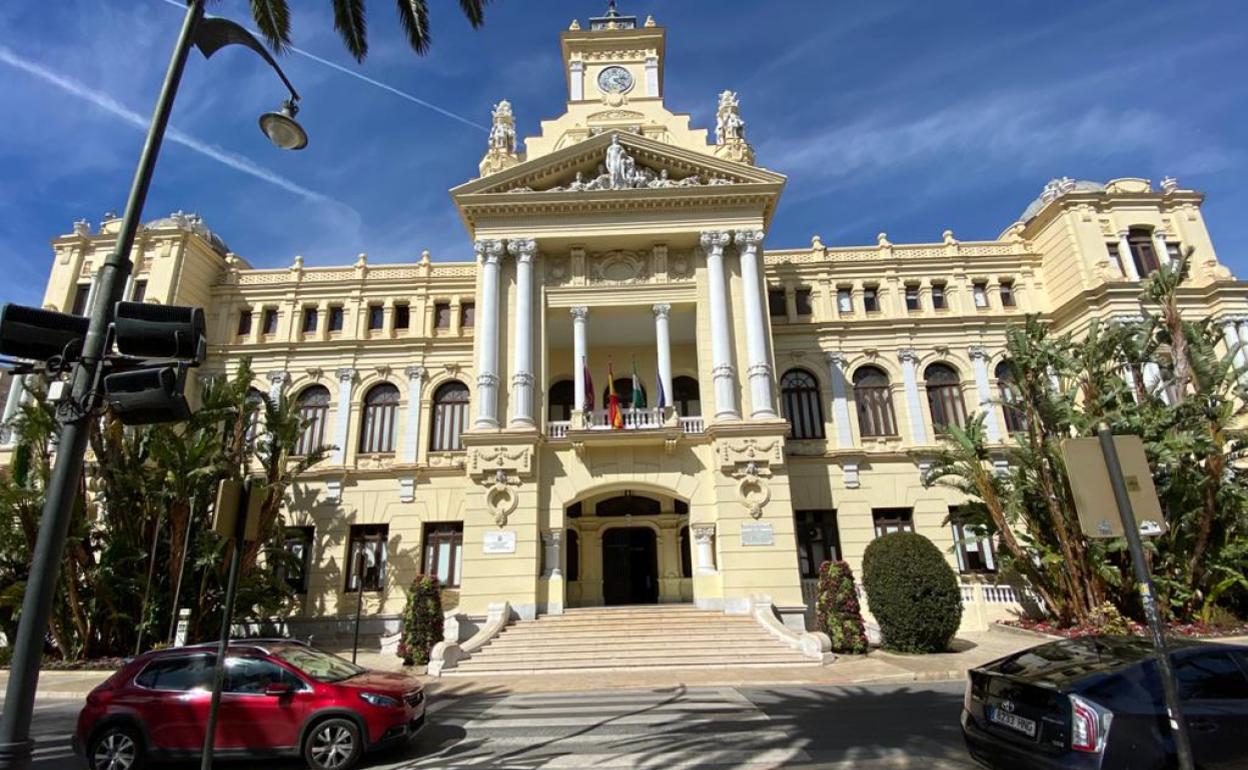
[607,362,623,429]
[631,358,647,409]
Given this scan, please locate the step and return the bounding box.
[497,619,757,632]
[478,634,778,649]
[532,611,732,622]
[469,643,805,660]
[448,657,817,675]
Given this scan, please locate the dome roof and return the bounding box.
[144,211,229,255]
[1018,177,1105,222]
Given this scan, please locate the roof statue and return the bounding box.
[713,90,755,166]
[479,99,523,176]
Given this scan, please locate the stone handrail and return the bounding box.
[746,594,834,663]
[427,601,511,676]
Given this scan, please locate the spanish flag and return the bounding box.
[607,362,623,429]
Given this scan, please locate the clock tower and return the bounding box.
[563,1,663,104]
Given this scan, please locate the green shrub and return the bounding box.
[862,532,963,653]
[1087,602,1132,635]
[397,575,443,666]
[815,560,868,654]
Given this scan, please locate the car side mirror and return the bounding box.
[264,682,293,696]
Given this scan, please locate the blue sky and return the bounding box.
[1,1,1245,309]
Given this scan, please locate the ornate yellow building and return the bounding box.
[8,5,1248,667]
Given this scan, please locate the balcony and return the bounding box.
[547,408,705,449]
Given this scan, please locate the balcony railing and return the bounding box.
[546,409,706,439]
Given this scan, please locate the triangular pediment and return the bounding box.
[452,130,785,198]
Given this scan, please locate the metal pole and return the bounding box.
[200,484,247,770]
[0,3,204,768]
[168,494,197,646]
[1096,424,1195,770]
[352,548,365,665]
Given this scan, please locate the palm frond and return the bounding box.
[250,0,293,53]
[333,0,369,62]
[458,0,489,28]
[395,0,432,54]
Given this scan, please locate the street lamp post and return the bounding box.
[0,2,305,768]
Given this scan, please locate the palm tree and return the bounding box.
[247,0,493,62]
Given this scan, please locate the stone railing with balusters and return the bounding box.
[545,409,706,439]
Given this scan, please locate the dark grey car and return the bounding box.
[961,635,1248,769]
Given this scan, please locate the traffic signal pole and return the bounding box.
[0,2,205,767]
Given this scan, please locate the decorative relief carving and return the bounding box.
[713,90,755,165]
[468,445,533,477]
[483,469,520,528]
[718,437,783,469]
[519,136,737,193]
[545,257,569,284]
[733,461,772,519]
[590,250,650,284]
[588,109,645,121]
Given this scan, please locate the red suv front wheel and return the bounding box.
[303,717,363,770]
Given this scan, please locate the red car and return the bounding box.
[72,639,426,770]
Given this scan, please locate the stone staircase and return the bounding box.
[444,604,816,675]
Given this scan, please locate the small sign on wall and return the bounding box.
[483,530,517,554]
[741,522,774,546]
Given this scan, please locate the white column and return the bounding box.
[701,231,739,421]
[1153,229,1172,266]
[645,55,660,97]
[825,352,854,449]
[267,371,288,401]
[571,307,589,415]
[898,349,929,445]
[331,368,355,465]
[508,238,537,427]
[401,366,426,463]
[569,60,584,101]
[734,229,776,419]
[969,347,1002,443]
[1222,317,1248,372]
[83,269,101,316]
[473,239,505,429]
[653,304,674,412]
[1238,319,1248,355]
[1117,230,1140,280]
[692,524,716,575]
[1,375,26,446]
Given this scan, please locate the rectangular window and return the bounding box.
[872,508,914,538]
[434,302,452,329]
[905,284,920,312]
[281,526,315,593]
[236,310,253,337]
[394,303,410,330]
[328,305,344,332]
[367,304,384,331]
[345,525,387,593]
[794,288,814,316]
[836,288,853,314]
[301,307,318,334]
[70,283,92,316]
[1165,242,1182,263]
[262,308,279,335]
[423,523,464,588]
[1107,242,1123,275]
[768,288,787,318]
[794,510,841,579]
[863,286,880,313]
[950,508,995,573]
[972,281,989,309]
[131,280,148,303]
[999,280,1016,308]
[931,282,947,310]
[460,302,475,328]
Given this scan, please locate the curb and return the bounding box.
[987,622,1064,641]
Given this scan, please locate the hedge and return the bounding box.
[862,532,962,653]
[397,575,443,665]
[815,560,868,654]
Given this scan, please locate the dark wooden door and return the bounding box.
[601,528,658,605]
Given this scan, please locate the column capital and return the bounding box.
[405,365,427,381]
[1153,228,1168,239]
[541,529,563,546]
[477,372,499,388]
[474,239,505,265]
[335,367,356,384]
[1117,229,1131,240]
[699,230,732,254]
[746,362,772,379]
[507,237,538,262]
[652,303,671,319]
[968,345,989,361]
[511,371,535,387]
[570,306,589,321]
[898,348,920,364]
[691,523,716,543]
[824,351,848,367]
[734,229,765,251]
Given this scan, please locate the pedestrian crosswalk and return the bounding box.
[404,686,812,769]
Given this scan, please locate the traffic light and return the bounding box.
[0,304,90,361]
[103,365,192,425]
[113,301,206,363]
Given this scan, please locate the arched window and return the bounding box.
[925,363,967,434]
[548,379,574,421]
[359,383,400,455]
[679,526,692,578]
[853,366,897,437]
[995,360,1027,434]
[1127,227,1162,276]
[780,368,825,440]
[602,378,645,409]
[429,380,470,452]
[566,529,580,582]
[672,376,701,417]
[293,385,330,456]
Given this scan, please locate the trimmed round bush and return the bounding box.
[862,532,962,653]
[815,560,868,654]
[397,575,443,665]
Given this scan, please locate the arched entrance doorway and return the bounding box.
[601,528,658,605]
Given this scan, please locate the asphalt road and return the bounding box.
[14,681,977,769]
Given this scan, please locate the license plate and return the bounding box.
[989,707,1037,738]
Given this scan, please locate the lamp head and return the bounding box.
[259,99,307,151]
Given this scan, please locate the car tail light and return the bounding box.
[1070,694,1112,753]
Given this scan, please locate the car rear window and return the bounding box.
[135,654,214,692]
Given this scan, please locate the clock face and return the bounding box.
[597,66,634,94]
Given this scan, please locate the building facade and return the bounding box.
[7,6,1248,641]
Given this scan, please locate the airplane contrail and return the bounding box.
[155,0,488,132]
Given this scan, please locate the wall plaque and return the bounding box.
[483,531,517,554]
[740,522,774,547]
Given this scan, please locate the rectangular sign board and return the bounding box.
[483,530,517,554]
[741,522,774,547]
[1060,435,1166,539]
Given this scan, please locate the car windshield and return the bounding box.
[272,646,365,683]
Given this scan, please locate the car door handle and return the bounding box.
[1188,717,1218,733]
